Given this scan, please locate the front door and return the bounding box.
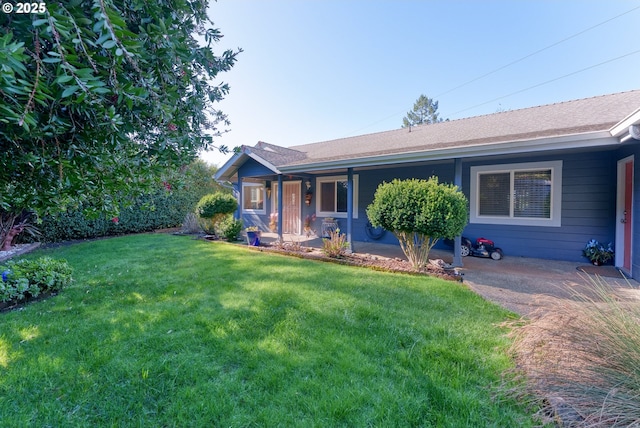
[283,181,301,234]
[616,156,634,275]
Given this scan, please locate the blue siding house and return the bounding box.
[215,90,640,278]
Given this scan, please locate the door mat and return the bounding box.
[577,265,624,278]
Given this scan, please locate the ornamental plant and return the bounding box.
[582,239,614,265]
[322,229,349,258]
[218,215,243,242]
[366,177,468,269]
[0,257,73,303]
[195,192,237,236]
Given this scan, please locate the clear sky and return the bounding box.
[200,0,640,166]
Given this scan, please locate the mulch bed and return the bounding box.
[244,242,464,282]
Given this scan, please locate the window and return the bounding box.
[316,175,359,218]
[470,161,562,227]
[242,182,265,213]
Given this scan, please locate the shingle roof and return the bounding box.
[282,90,640,166]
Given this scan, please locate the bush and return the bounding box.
[218,216,243,241]
[195,192,237,219]
[196,193,237,236]
[32,160,225,243]
[322,229,349,258]
[366,177,468,268]
[0,257,73,303]
[181,212,202,234]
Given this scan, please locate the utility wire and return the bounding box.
[348,4,640,135]
[434,4,640,99]
[449,48,640,116]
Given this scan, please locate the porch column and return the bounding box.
[346,167,354,253]
[236,178,242,220]
[453,158,463,267]
[277,174,283,241]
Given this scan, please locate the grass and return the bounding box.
[0,233,538,426]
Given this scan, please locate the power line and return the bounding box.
[434,4,640,99]
[348,4,640,135]
[449,48,640,116]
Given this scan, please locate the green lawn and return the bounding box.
[0,234,538,427]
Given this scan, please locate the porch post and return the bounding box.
[346,167,354,253]
[453,158,463,267]
[277,174,283,241]
[236,178,242,221]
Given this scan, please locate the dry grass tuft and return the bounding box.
[509,274,640,427]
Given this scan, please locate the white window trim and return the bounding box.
[242,182,266,214]
[470,160,562,227]
[315,175,359,219]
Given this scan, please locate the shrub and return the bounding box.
[0,257,73,303]
[219,216,243,241]
[366,177,468,269]
[322,229,349,258]
[181,212,202,234]
[196,193,237,236]
[32,160,224,243]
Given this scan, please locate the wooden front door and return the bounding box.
[282,181,301,234]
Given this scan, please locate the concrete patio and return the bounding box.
[252,232,640,316]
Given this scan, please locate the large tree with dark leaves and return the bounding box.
[0,0,239,246]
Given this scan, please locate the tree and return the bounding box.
[366,177,468,269]
[401,95,446,128]
[0,1,240,247]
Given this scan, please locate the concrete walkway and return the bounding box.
[256,233,640,316]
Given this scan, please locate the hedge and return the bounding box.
[36,191,200,243]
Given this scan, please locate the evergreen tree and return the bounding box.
[402,95,446,128]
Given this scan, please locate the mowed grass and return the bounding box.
[0,234,537,427]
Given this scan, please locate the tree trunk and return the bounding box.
[395,231,438,269]
[1,225,24,251]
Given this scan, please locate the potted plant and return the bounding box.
[246,226,262,246]
[269,213,277,232]
[303,214,316,236]
[583,239,614,265]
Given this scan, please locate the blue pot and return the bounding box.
[246,231,261,246]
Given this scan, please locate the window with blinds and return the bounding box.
[471,161,562,227]
[514,170,551,218]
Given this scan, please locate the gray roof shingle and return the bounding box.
[245,90,640,169]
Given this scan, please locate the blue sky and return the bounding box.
[200,0,640,166]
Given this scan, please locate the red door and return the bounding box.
[623,160,633,272]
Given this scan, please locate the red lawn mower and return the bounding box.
[460,237,504,260]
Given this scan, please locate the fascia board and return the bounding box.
[214,152,244,181]
[610,108,640,137]
[279,131,616,173]
[244,150,282,174]
[214,150,282,182]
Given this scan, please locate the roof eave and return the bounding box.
[279,131,617,173]
[214,148,282,182]
[610,108,640,138]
